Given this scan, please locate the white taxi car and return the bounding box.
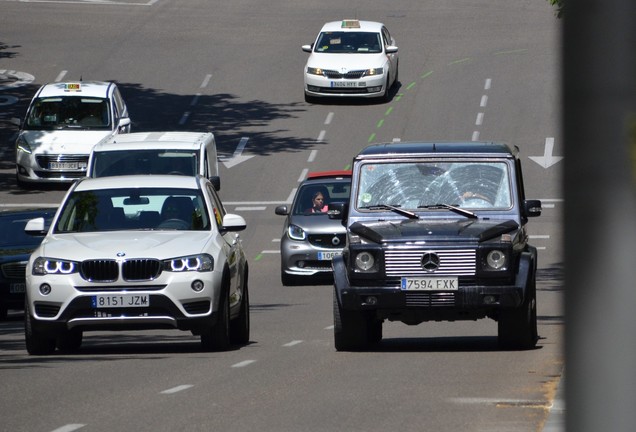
[14,81,131,188]
[23,175,249,354]
[302,20,399,102]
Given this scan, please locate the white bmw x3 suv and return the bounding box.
[23,175,249,354]
[302,19,399,102]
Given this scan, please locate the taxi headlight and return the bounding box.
[486,250,507,270]
[16,135,32,154]
[365,67,384,76]
[307,67,325,76]
[355,251,375,271]
[288,224,306,241]
[163,254,213,272]
[32,257,79,275]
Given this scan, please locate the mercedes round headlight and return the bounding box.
[486,250,507,270]
[355,251,375,271]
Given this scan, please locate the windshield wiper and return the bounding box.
[418,203,477,219]
[361,204,419,219]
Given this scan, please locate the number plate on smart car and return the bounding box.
[91,294,149,308]
[318,251,342,260]
[401,277,458,291]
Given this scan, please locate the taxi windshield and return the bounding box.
[25,96,111,130]
[356,161,513,210]
[314,31,382,53]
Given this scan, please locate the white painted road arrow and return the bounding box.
[221,137,255,168]
[529,137,563,168]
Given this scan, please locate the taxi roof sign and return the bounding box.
[341,19,360,28]
[64,83,82,92]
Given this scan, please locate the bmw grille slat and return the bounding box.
[80,260,118,282]
[385,249,476,276]
[122,259,162,281]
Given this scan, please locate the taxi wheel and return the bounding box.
[304,92,317,104]
[381,76,391,102]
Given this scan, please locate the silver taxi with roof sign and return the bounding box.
[14,81,131,188]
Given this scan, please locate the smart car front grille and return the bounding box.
[122,259,162,281]
[1,262,27,279]
[80,260,118,282]
[308,233,346,249]
[323,69,366,79]
[384,248,476,277]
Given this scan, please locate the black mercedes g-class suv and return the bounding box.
[331,142,542,351]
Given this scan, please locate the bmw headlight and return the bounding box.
[163,254,214,272]
[287,224,306,241]
[307,67,325,76]
[486,250,507,270]
[16,135,32,154]
[32,257,79,275]
[365,67,384,76]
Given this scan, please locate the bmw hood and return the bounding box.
[37,231,213,260]
[21,130,113,154]
[306,53,387,71]
[349,219,519,244]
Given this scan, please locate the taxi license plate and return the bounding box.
[9,283,25,294]
[91,294,149,308]
[49,161,79,170]
[401,277,458,291]
[318,251,342,260]
[331,81,364,88]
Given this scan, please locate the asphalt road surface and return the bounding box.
[0,1,563,431]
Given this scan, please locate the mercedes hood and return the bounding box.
[349,219,519,244]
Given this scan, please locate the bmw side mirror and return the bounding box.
[25,217,48,236]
